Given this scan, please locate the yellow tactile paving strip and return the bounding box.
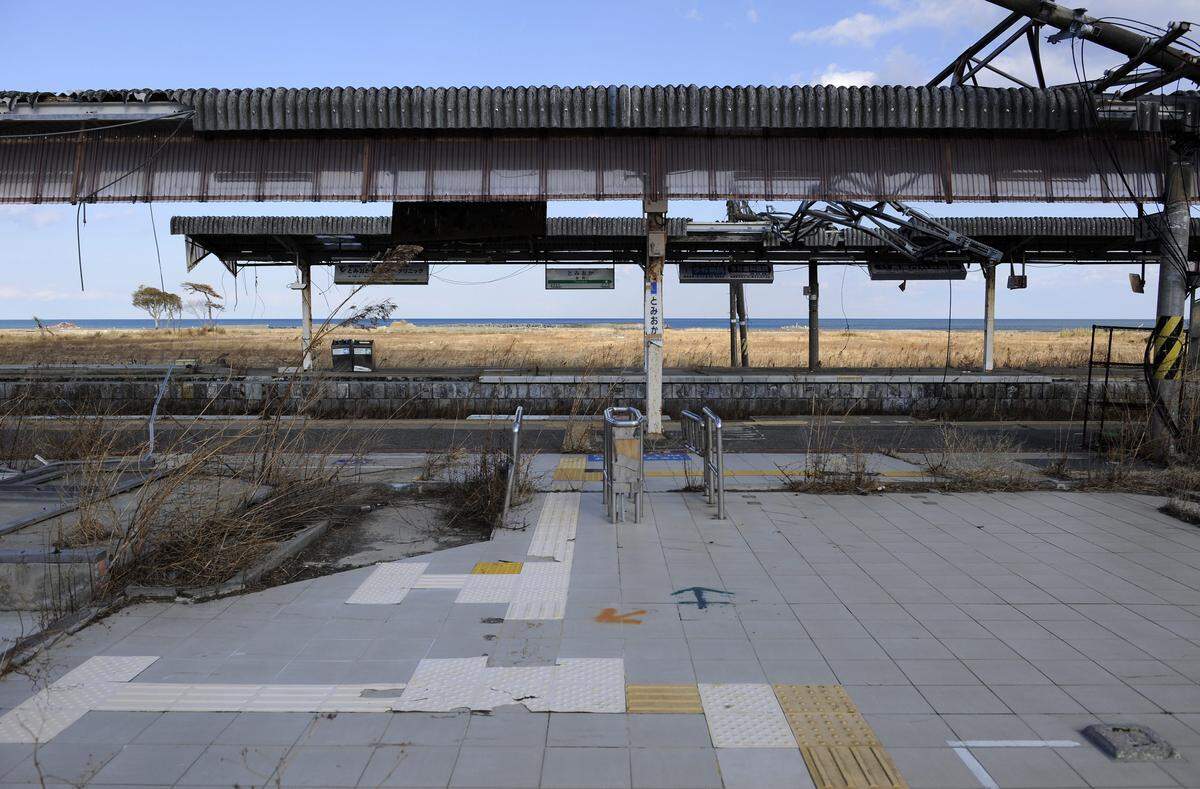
[802,746,907,789]
[774,684,859,714]
[552,456,587,481]
[774,685,906,789]
[471,561,523,575]
[625,684,703,713]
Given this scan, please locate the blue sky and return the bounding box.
[1,0,1196,322]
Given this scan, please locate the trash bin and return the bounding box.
[332,340,374,372]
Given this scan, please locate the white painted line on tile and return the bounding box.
[947,740,1079,748]
[396,657,623,713]
[699,683,797,748]
[951,747,999,789]
[527,491,580,561]
[346,562,429,604]
[947,739,1080,789]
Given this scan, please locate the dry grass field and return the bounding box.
[0,324,1149,371]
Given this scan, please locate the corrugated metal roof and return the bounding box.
[0,85,1182,132]
[170,215,690,238]
[169,216,391,236]
[802,216,1200,247]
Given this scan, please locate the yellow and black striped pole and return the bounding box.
[1151,315,1185,381]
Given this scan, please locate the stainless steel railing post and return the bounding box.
[603,406,645,523]
[702,407,726,520]
[501,405,524,527]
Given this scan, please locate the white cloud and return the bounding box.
[816,64,879,87]
[792,0,994,46]
[0,205,65,229]
[685,7,702,21]
[746,7,759,24]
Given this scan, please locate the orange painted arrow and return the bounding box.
[595,608,647,624]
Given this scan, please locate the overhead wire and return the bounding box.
[73,113,193,290]
[0,110,196,140]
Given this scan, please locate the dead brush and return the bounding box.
[920,423,1037,491]
[777,401,877,493]
[440,449,534,535]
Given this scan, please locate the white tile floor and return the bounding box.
[0,483,1198,786]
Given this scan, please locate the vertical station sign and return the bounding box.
[645,230,666,337]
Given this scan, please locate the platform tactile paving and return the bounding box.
[527,491,580,561]
[471,561,524,574]
[552,455,588,481]
[345,561,429,604]
[774,684,860,714]
[625,684,704,713]
[785,713,881,748]
[801,745,908,789]
[698,682,797,748]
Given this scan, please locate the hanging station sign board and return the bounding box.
[678,262,774,284]
[333,262,430,285]
[866,262,967,281]
[545,267,615,290]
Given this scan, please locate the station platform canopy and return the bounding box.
[4,84,1198,204]
[171,213,1200,276]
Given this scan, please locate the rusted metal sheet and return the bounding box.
[0,130,1172,203]
[170,215,689,238]
[1,85,1190,132]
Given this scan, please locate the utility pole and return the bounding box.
[807,261,820,369]
[1150,154,1194,455]
[735,283,750,367]
[644,198,667,436]
[728,286,739,367]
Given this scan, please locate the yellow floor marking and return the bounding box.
[471,561,523,575]
[801,746,907,789]
[773,685,859,714]
[775,686,906,788]
[625,684,703,713]
[552,456,587,481]
[786,713,880,748]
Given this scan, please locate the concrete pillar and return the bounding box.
[300,262,313,371]
[736,283,749,367]
[644,199,667,435]
[807,261,820,370]
[729,286,739,367]
[983,263,997,372]
[1150,156,1194,453]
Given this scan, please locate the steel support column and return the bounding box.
[729,286,739,367]
[644,200,667,436]
[1151,156,1194,453]
[983,263,997,372]
[807,261,820,370]
[299,262,313,371]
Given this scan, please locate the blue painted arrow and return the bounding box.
[671,587,733,609]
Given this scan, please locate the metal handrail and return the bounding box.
[603,406,645,523]
[681,406,726,519]
[143,362,175,463]
[701,407,726,520]
[500,405,524,526]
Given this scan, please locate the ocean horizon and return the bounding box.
[0,317,1157,331]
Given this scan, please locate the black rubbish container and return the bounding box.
[332,339,374,372]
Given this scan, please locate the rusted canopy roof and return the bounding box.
[1,84,1189,132]
[169,216,691,238]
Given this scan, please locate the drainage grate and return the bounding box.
[1083,723,1179,761]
